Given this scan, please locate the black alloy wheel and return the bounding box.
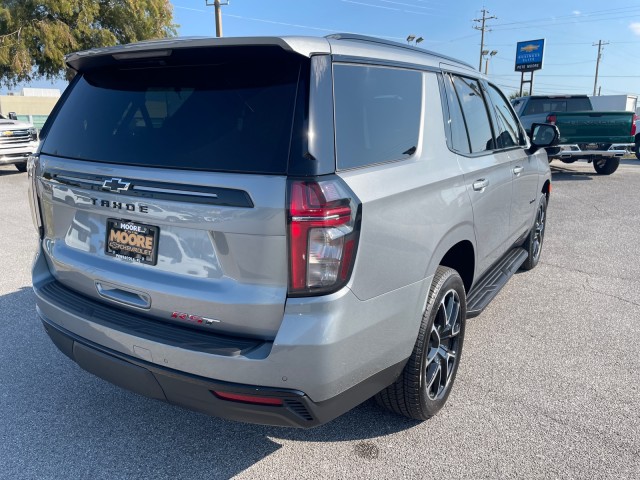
[521,195,547,271]
[424,287,463,401]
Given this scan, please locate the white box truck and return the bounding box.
[589,94,638,112]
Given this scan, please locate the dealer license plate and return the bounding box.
[105,218,159,265]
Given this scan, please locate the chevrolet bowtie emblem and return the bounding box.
[520,44,540,53]
[102,178,131,193]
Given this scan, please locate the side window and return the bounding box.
[442,73,471,154]
[333,64,422,169]
[486,84,525,148]
[451,76,494,154]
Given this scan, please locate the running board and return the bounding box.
[466,248,528,318]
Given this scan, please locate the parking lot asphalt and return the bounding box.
[1,160,639,480]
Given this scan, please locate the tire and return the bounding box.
[635,137,640,160]
[544,146,561,157]
[521,195,547,271]
[593,157,619,175]
[15,162,27,172]
[375,266,466,420]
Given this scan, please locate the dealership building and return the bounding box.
[0,88,61,130]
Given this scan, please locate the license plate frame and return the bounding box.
[105,218,159,265]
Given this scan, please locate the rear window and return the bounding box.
[41,49,305,174]
[523,97,592,115]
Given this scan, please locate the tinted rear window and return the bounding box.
[42,49,304,174]
[523,97,591,115]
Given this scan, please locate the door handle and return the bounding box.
[96,281,151,309]
[513,166,524,175]
[472,179,489,191]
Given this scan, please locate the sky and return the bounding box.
[17,1,640,99]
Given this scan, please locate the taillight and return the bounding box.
[27,154,43,238]
[546,114,556,125]
[631,114,637,136]
[287,177,361,296]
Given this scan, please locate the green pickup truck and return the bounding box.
[512,95,636,175]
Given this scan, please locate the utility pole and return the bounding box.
[592,40,609,96]
[473,9,497,72]
[205,0,229,37]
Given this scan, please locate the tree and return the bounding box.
[508,90,529,100]
[0,0,177,87]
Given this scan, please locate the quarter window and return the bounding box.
[486,84,524,148]
[442,74,471,154]
[333,64,422,170]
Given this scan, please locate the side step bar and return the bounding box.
[466,247,528,318]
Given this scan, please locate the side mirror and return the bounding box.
[526,123,559,154]
[8,112,17,120]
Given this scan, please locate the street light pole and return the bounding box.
[484,50,497,74]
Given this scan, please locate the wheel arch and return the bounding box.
[425,223,476,294]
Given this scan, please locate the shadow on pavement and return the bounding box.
[1,287,420,480]
[0,167,24,177]
[549,165,596,181]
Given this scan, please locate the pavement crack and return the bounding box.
[541,261,639,283]
[539,261,596,278]
[584,277,640,308]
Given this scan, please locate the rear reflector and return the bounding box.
[212,391,284,406]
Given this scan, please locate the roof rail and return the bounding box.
[326,33,475,70]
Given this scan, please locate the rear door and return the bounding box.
[37,47,309,339]
[444,74,512,275]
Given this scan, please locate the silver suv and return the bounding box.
[29,34,558,427]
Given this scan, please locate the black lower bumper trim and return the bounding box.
[41,319,405,428]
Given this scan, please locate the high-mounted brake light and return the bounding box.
[112,50,172,61]
[546,114,557,125]
[288,178,361,296]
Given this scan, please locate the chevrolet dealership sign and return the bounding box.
[515,39,545,72]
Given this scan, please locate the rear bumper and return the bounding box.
[41,318,404,428]
[33,249,427,427]
[555,144,628,160]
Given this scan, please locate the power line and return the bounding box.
[491,5,640,28]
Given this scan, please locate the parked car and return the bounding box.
[0,112,39,172]
[512,95,635,174]
[29,34,558,428]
